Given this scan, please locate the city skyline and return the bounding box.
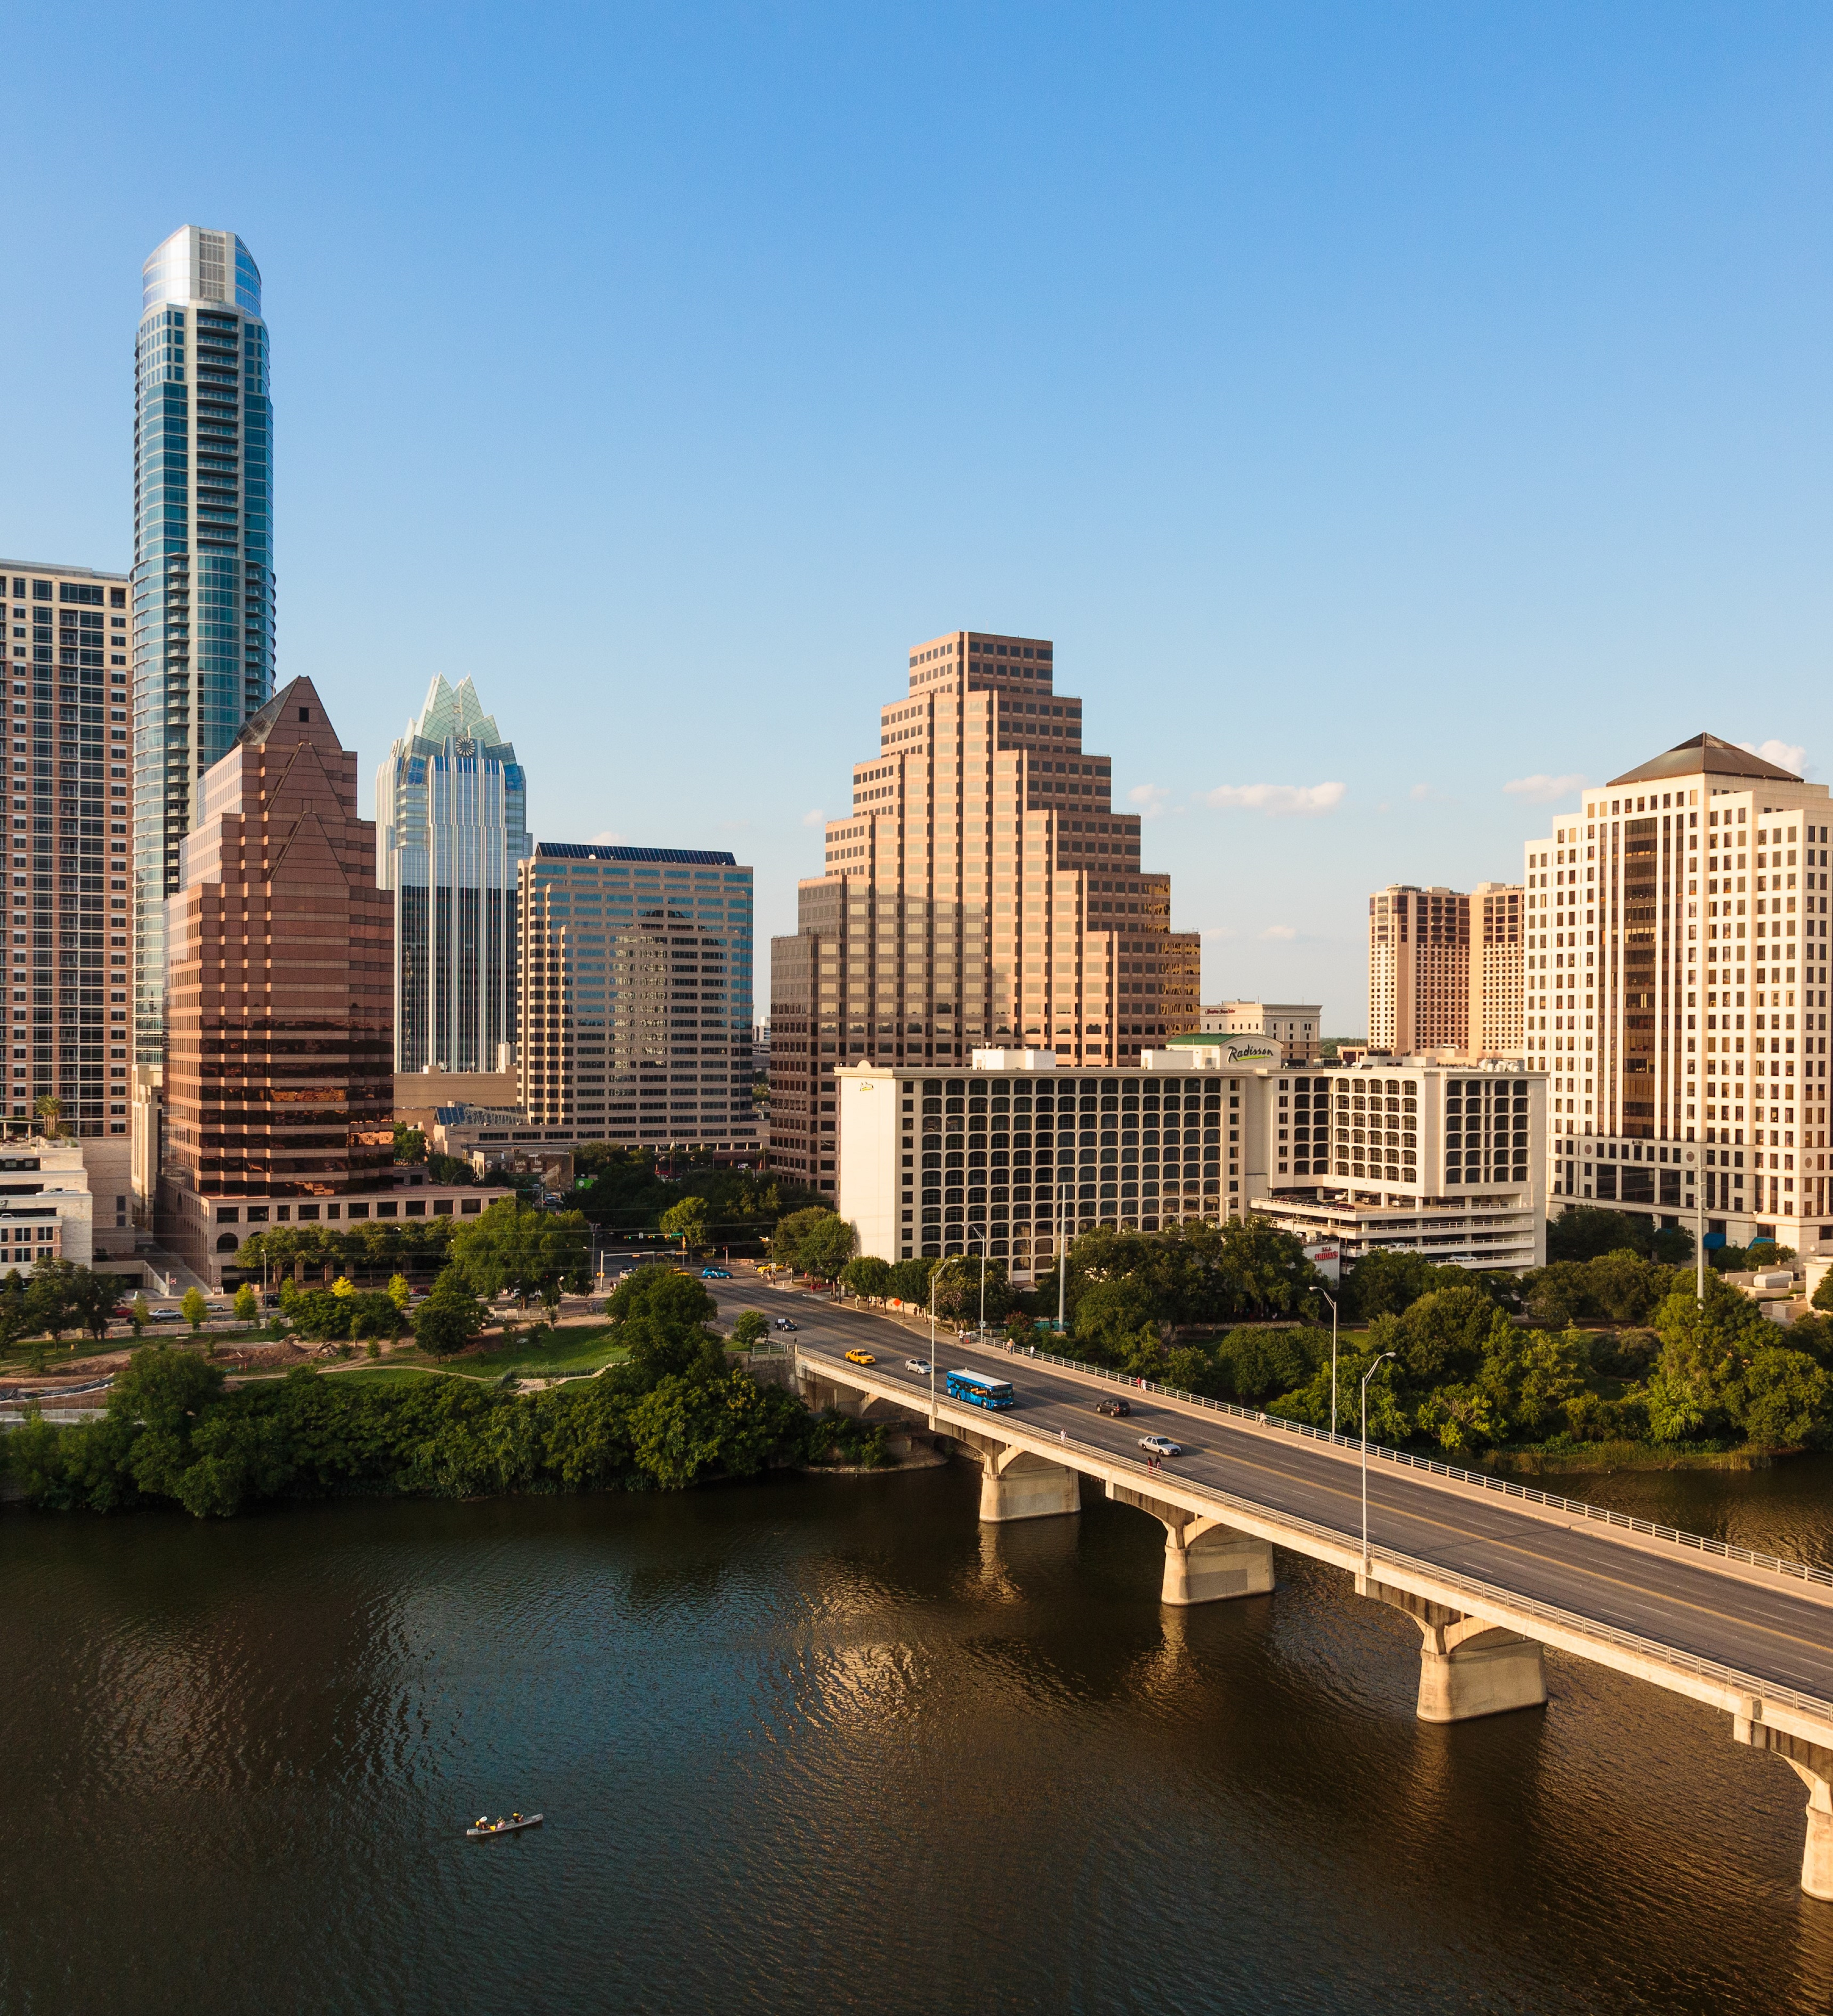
[4,9,1828,1030]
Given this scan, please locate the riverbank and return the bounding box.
[1478,1440,1793,1475]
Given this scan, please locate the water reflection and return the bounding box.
[1,1459,1830,2014]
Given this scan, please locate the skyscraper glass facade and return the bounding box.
[376,676,531,1072]
[132,226,275,1064]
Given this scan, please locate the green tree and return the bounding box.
[606,1265,717,1329]
[929,1254,1011,1326]
[792,1213,857,1282]
[1393,1286,1514,1386]
[840,1255,892,1303]
[0,1269,28,1354]
[414,1266,485,1360]
[659,1197,711,1253]
[1737,1346,1833,1447]
[772,1207,839,1273]
[233,1283,259,1325]
[888,1257,935,1306]
[105,1344,227,1500]
[25,1266,74,1344]
[386,1272,412,1311]
[33,1094,62,1139]
[1069,1275,1158,1356]
[180,1286,208,1334]
[128,1293,149,1337]
[450,1198,592,1311]
[729,1308,769,1348]
[393,1122,427,1164]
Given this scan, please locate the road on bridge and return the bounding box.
[707,1278,1833,1708]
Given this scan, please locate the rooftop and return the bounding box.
[1608,732,1801,788]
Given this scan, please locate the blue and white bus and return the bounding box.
[946,1368,1016,1410]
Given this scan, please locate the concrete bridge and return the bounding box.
[753,1288,1833,1901]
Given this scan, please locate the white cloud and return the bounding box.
[588,829,625,844]
[1409,783,1431,801]
[1205,781,1345,817]
[1129,783,1171,819]
[1260,924,1298,941]
[1738,738,1808,775]
[1503,772,1586,806]
[801,808,827,828]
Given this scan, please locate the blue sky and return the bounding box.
[4,2,1831,1031]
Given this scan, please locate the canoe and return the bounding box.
[466,1813,543,1839]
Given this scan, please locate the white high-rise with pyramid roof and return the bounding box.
[1518,732,1833,1253]
[376,676,531,1073]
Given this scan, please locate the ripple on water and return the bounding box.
[1,1464,1829,2016]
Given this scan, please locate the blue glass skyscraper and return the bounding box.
[132,226,275,1063]
[376,676,531,1073]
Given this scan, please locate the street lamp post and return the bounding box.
[928,1266,939,1430]
[1360,1350,1397,1581]
[1318,1288,1339,1437]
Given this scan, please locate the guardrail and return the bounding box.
[797,1338,1833,1729]
[817,1302,1833,1593]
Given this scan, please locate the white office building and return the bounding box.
[1517,733,1833,1254]
[837,1043,1544,1273]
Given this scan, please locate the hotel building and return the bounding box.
[517,843,758,1151]
[1200,1000,1321,1061]
[376,675,531,1073]
[0,560,134,1139]
[771,629,1200,1196]
[838,1046,1543,1272]
[1368,885,1469,1054]
[1518,733,1833,1252]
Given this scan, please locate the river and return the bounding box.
[4,1458,1833,2015]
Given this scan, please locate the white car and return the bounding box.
[905,1358,932,1375]
[1138,1434,1183,1458]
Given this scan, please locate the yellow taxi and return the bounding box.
[844,1349,877,1367]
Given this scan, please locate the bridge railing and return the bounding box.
[922,1329,1833,1593]
[803,1338,1833,1729]
[1050,1407,1833,1729]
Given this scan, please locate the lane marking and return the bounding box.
[782,1329,1833,1675]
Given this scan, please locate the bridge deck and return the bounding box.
[716,1282,1833,1720]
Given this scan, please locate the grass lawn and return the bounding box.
[400,1322,628,1383]
[320,1364,442,1385]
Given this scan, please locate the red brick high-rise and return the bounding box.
[159,677,395,1270]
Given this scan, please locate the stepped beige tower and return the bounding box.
[770,628,1200,1208]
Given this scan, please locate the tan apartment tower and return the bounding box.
[1368,885,1469,1055]
[158,678,394,1276]
[0,562,134,1141]
[769,628,1200,1240]
[1469,881,1525,1058]
[1518,733,1833,1251]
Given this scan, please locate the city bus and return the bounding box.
[945,1368,1017,1410]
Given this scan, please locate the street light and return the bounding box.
[1317,1287,1339,1436]
[1361,1350,1397,1581]
[928,1263,939,1430]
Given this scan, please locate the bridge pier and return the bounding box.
[1360,1577,1546,1722]
[1735,1709,1833,1900]
[979,1448,1082,1523]
[1108,1482,1274,1604]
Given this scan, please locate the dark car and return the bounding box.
[1096,1398,1132,1418]
[774,1317,798,1332]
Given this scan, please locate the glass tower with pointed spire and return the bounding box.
[131,225,276,1065]
[376,676,531,1073]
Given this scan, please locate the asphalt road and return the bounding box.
[709,1278,1833,1707]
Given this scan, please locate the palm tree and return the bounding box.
[33,1095,62,1140]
